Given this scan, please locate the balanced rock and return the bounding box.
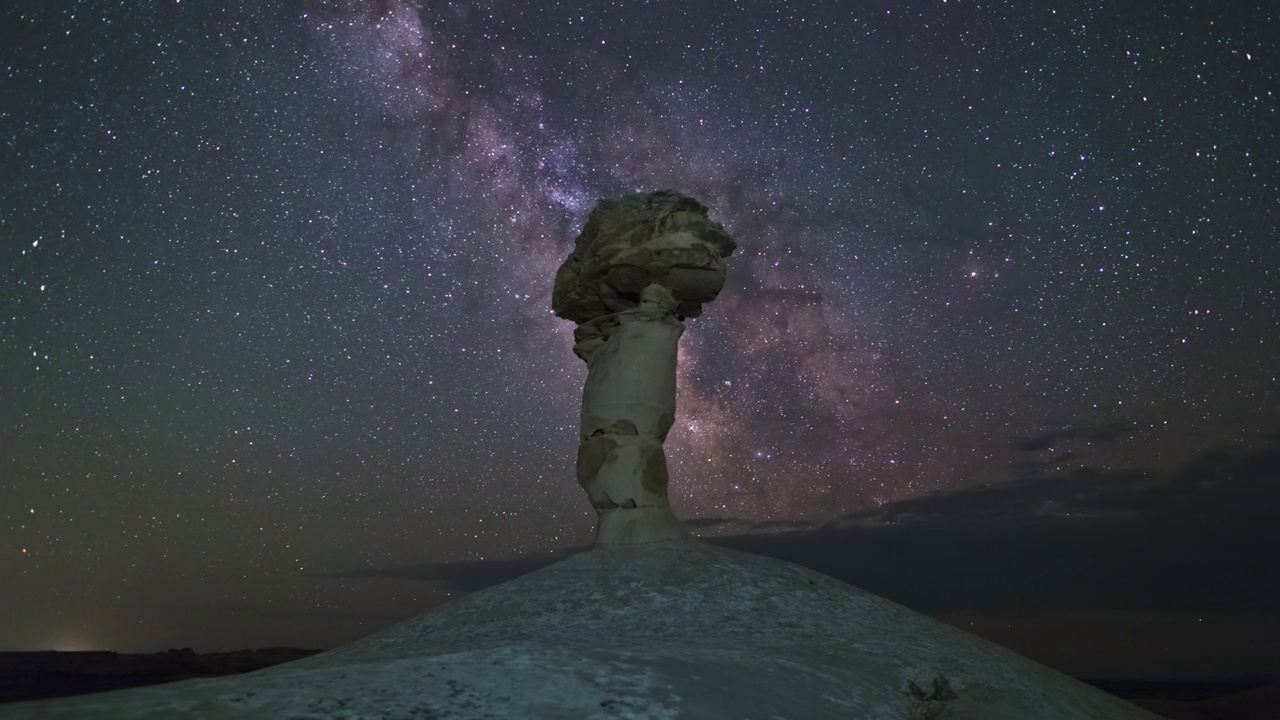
[553,190,737,547]
[0,191,1164,720]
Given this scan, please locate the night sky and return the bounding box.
[2,0,1277,678]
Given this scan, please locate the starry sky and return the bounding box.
[2,0,1277,677]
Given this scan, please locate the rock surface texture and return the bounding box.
[0,544,1163,720]
[553,191,736,546]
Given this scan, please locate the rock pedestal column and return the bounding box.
[553,191,736,547]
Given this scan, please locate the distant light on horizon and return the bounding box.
[41,633,111,653]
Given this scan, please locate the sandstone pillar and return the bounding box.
[553,191,736,546]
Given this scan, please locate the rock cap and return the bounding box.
[553,190,736,323]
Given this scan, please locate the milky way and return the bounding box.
[2,0,1276,651]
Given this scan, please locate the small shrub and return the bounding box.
[904,673,957,719]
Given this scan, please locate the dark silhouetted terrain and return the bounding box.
[0,648,320,704]
[1083,677,1280,720]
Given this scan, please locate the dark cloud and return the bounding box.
[683,516,735,530]
[1011,420,1133,452]
[746,519,817,531]
[334,441,1280,618]
[743,442,1280,616]
[682,517,815,532]
[325,551,579,594]
[180,604,401,627]
[1012,451,1078,475]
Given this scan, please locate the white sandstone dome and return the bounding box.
[0,542,1162,720]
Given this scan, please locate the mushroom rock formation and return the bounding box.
[553,190,736,547]
[0,193,1165,720]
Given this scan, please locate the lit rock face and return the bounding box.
[553,191,736,547]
